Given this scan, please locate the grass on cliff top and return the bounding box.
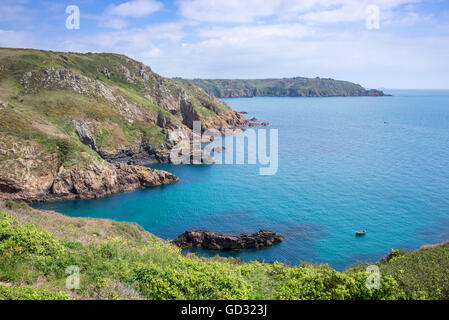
[182,85,229,116]
[2,201,449,300]
[0,48,177,154]
[0,103,100,169]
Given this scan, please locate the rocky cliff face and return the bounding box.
[0,48,248,202]
[0,133,178,202]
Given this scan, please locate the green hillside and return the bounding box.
[0,48,246,202]
[1,201,448,300]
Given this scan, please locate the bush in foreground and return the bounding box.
[1,206,447,300]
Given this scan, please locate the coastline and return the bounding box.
[1,200,448,300]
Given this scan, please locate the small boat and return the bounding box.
[355,231,366,236]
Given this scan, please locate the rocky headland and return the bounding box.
[174,77,388,98]
[0,48,248,202]
[173,229,284,250]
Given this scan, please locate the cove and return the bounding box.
[33,90,449,271]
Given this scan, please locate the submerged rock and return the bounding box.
[248,122,270,127]
[173,229,284,250]
[212,146,226,153]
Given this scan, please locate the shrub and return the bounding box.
[0,212,64,257]
[271,263,404,300]
[0,284,70,300]
[132,256,250,300]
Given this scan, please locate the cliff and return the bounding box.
[173,77,387,98]
[0,48,247,202]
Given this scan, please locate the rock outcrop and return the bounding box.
[0,156,178,203]
[0,101,7,110]
[417,240,449,252]
[0,48,252,202]
[248,122,270,127]
[173,229,284,250]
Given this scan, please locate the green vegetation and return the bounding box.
[349,247,449,299]
[174,77,386,98]
[0,48,241,203]
[1,202,447,300]
[0,285,70,300]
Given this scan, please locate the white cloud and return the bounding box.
[297,0,423,24]
[0,29,36,48]
[98,18,129,30]
[178,0,422,24]
[0,2,31,24]
[178,0,284,23]
[2,0,447,89]
[105,0,163,18]
[57,21,191,58]
[197,24,315,46]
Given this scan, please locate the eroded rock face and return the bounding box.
[0,153,178,203]
[0,101,7,110]
[0,50,251,203]
[21,68,116,101]
[19,67,248,166]
[72,120,97,150]
[173,230,284,250]
[51,161,178,201]
[0,137,59,201]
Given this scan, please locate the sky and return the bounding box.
[0,0,448,89]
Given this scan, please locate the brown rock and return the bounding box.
[0,159,178,203]
[248,122,270,127]
[173,229,284,251]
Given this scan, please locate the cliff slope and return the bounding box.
[1,201,448,300]
[174,77,386,98]
[0,48,247,202]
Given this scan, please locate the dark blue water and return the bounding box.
[33,90,449,270]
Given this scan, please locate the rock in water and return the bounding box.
[248,122,270,127]
[173,229,284,250]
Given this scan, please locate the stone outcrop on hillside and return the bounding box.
[173,229,284,250]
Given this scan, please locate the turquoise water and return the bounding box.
[33,90,449,270]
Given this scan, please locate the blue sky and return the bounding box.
[1,0,448,89]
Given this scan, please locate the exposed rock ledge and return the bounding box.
[0,161,178,203]
[417,240,449,252]
[173,229,284,250]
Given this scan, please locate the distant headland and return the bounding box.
[173,77,388,98]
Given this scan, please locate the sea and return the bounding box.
[33,90,449,270]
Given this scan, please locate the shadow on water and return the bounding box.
[416,215,449,244]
